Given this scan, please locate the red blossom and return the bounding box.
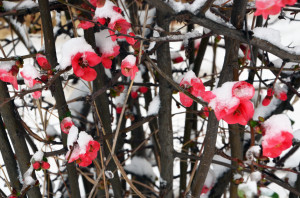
[126,32,137,45]
[32,162,41,170]
[36,54,51,70]
[20,67,42,99]
[262,131,293,158]
[121,55,139,80]
[172,56,184,64]
[0,66,19,90]
[179,72,215,107]
[116,106,122,114]
[113,6,122,13]
[108,18,131,41]
[97,17,106,25]
[131,91,138,99]
[222,100,254,125]
[61,117,74,134]
[254,0,282,19]
[262,96,272,106]
[78,20,95,30]
[41,161,50,170]
[139,86,148,94]
[68,140,100,167]
[101,45,120,69]
[71,51,101,81]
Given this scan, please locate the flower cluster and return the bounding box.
[209,81,255,125]
[262,84,287,106]
[261,114,293,158]
[179,71,215,107]
[31,151,50,171]
[65,125,100,167]
[255,0,297,19]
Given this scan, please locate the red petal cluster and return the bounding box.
[255,0,297,19]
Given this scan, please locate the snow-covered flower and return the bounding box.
[0,61,19,90]
[121,55,138,80]
[262,114,293,158]
[66,130,100,167]
[209,81,255,125]
[95,30,120,69]
[60,117,74,134]
[20,64,42,99]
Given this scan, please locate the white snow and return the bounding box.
[95,30,119,54]
[250,171,262,182]
[148,96,160,116]
[122,55,136,65]
[238,181,257,197]
[209,82,240,115]
[3,0,37,11]
[94,0,124,24]
[124,156,157,182]
[59,37,94,69]
[181,70,197,85]
[245,146,261,163]
[253,27,284,49]
[77,131,93,152]
[22,64,40,79]
[167,0,206,14]
[0,61,15,71]
[67,126,79,148]
[32,150,44,162]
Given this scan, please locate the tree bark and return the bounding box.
[38,0,80,196]
[157,10,174,198]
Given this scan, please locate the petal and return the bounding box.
[84,51,102,67]
[72,53,85,77]
[180,92,193,107]
[0,70,18,90]
[102,58,112,69]
[81,67,97,81]
[222,100,254,125]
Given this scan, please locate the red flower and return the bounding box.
[139,86,148,94]
[0,65,19,90]
[116,106,122,114]
[121,55,139,80]
[78,20,95,30]
[101,46,120,69]
[36,54,51,70]
[209,81,254,125]
[131,91,138,99]
[262,131,293,158]
[97,17,106,25]
[179,71,215,107]
[67,140,100,167]
[113,6,122,13]
[108,17,131,41]
[20,65,42,99]
[232,81,255,101]
[262,96,272,106]
[61,117,74,134]
[172,56,184,64]
[71,51,101,81]
[126,32,137,45]
[32,162,41,170]
[222,100,254,125]
[41,161,50,170]
[254,0,282,19]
